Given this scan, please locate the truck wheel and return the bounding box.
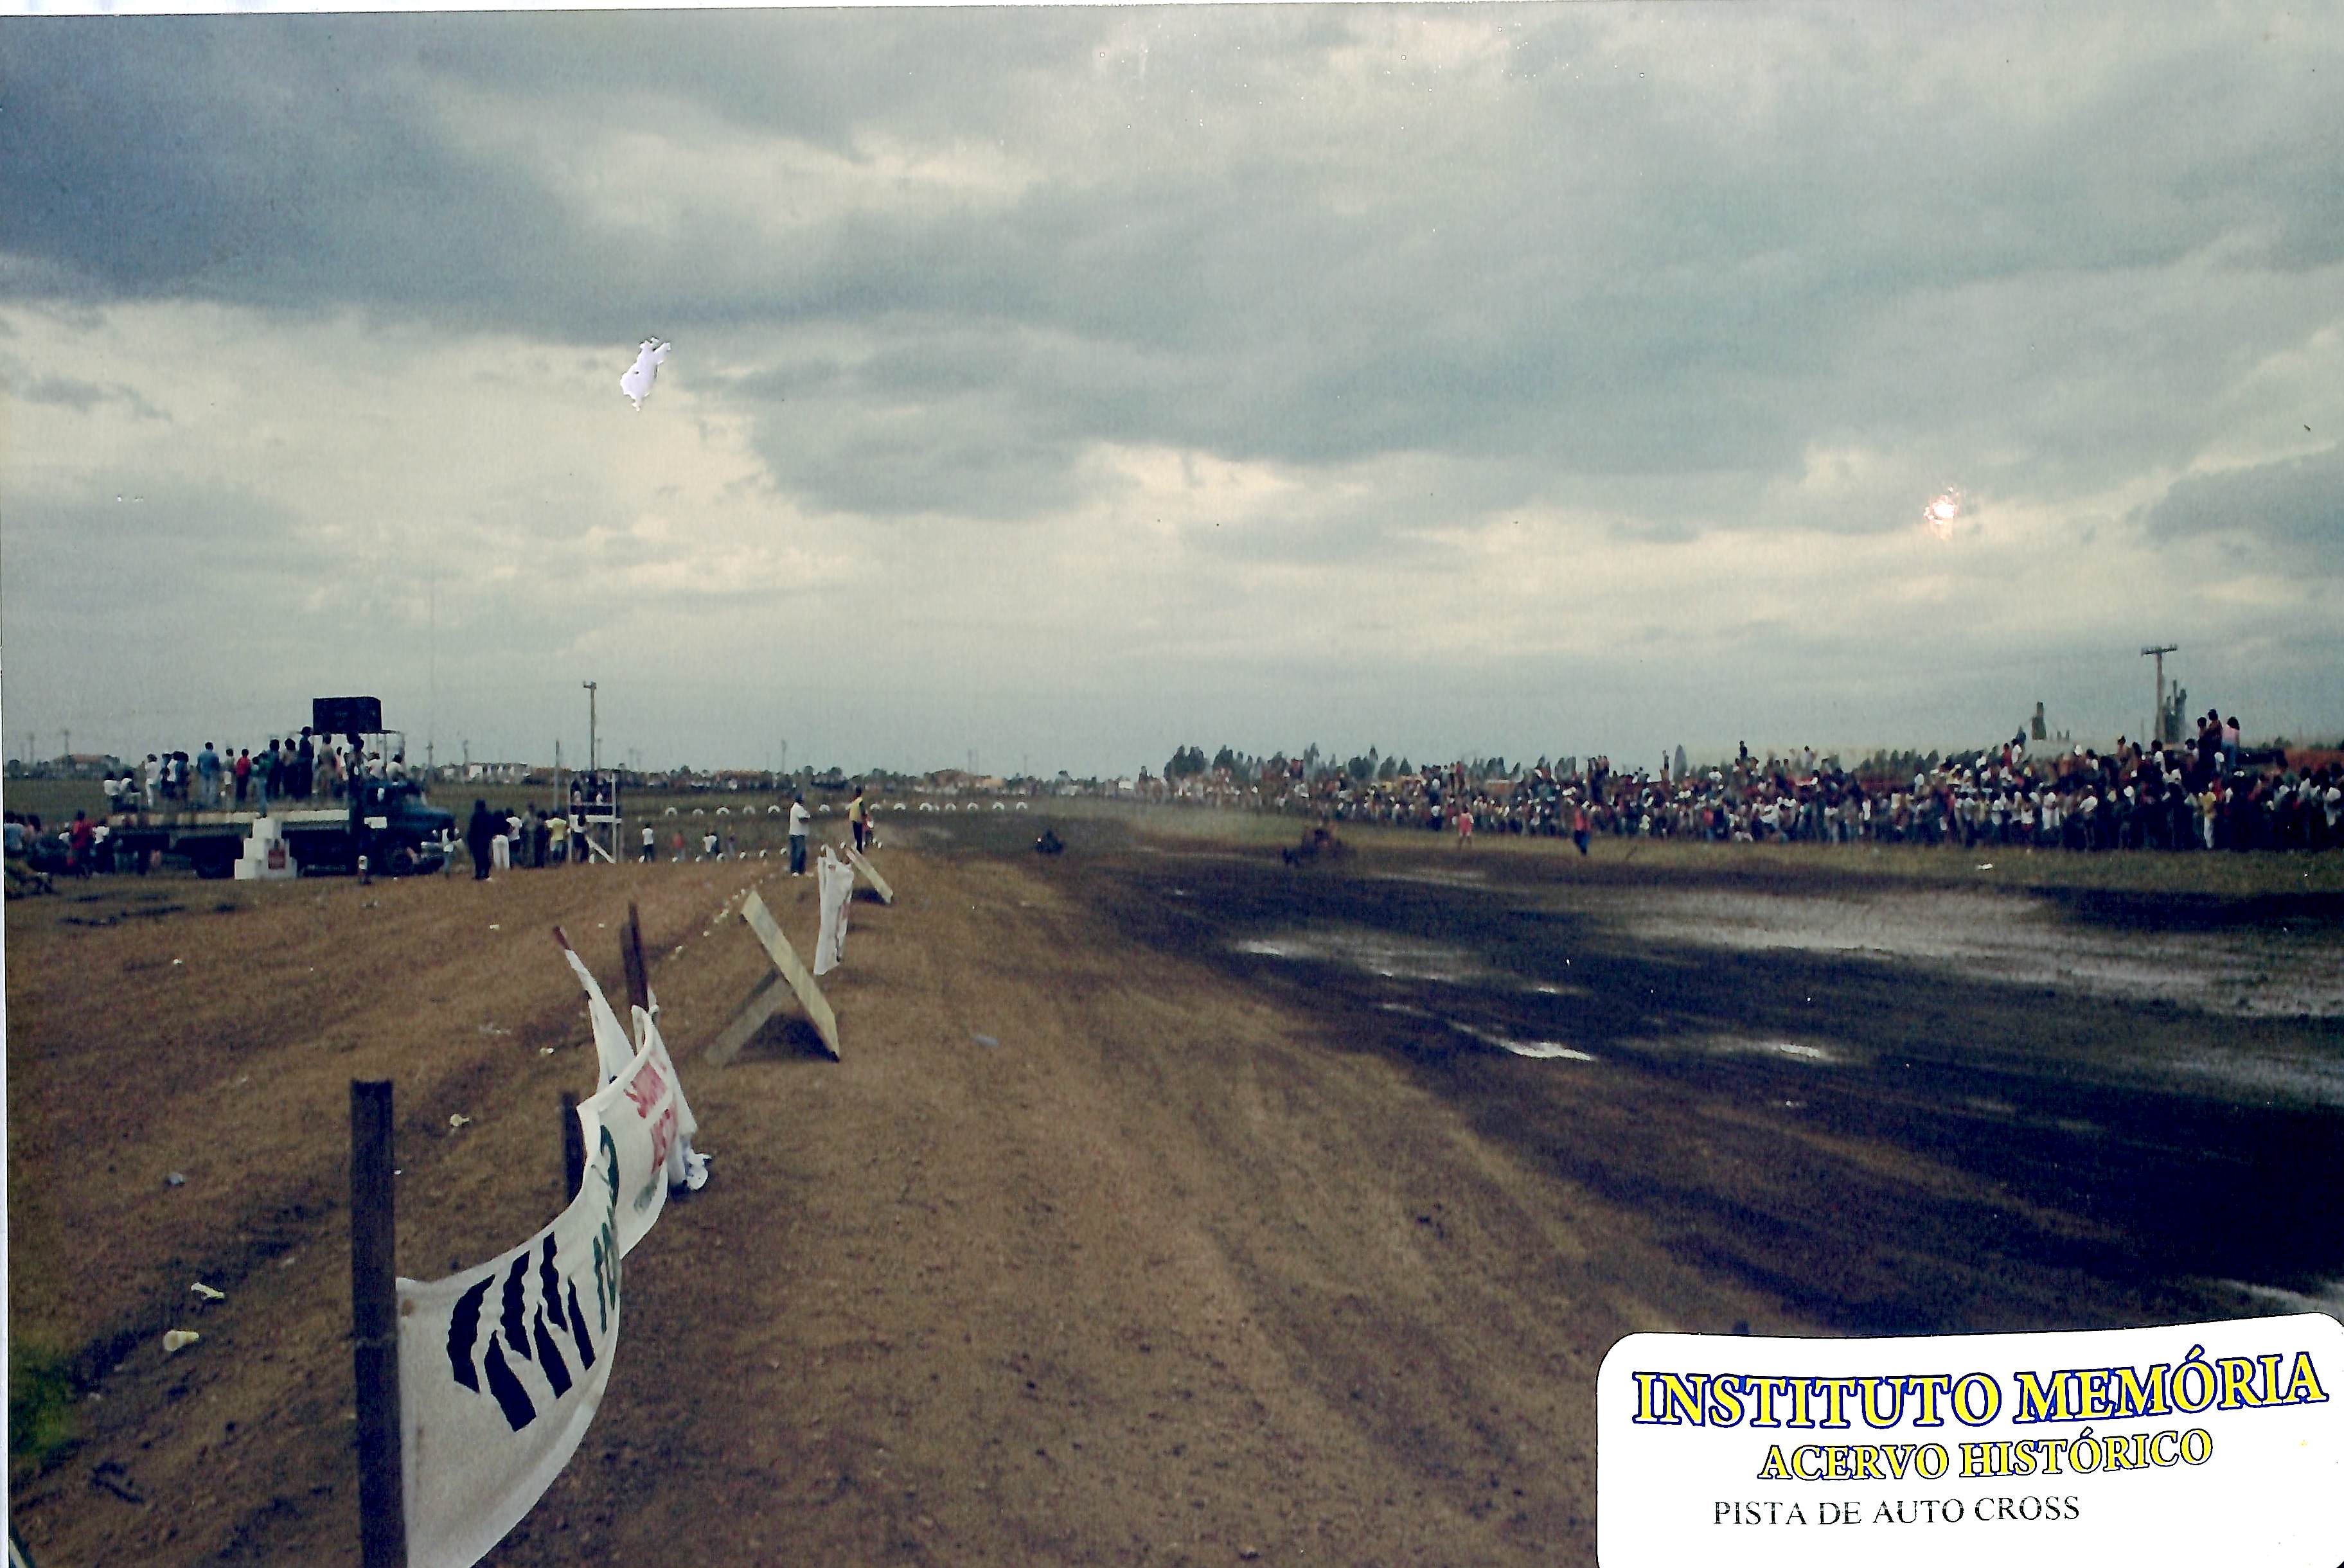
[193,845,237,880]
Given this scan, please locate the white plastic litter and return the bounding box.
[620,337,670,410]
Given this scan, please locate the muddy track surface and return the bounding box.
[9,829,2340,1566]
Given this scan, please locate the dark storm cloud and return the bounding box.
[7,8,2338,530]
[2139,446,2344,549]
[8,371,166,421]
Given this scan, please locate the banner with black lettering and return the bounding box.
[396,1030,694,1568]
[396,1089,627,1568]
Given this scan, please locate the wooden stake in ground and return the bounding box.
[347,1079,405,1568]
[621,901,651,1021]
[707,888,840,1064]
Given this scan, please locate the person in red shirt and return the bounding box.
[66,811,96,876]
[232,748,253,807]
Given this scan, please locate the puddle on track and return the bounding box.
[1237,927,1483,983]
[1613,886,2344,1018]
[1105,855,2344,1333]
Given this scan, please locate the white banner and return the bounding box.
[560,940,705,1198]
[814,848,853,976]
[558,942,637,1085]
[396,1079,632,1568]
[398,978,705,1568]
[1598,1315,2344,1567]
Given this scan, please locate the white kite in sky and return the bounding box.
[620,338,671,410]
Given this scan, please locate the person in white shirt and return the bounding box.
[641,822,657,863]
[787,794,812,874]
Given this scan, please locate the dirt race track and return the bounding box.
[8,816,2343,1566]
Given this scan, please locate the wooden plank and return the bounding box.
[739,889,840,1059]
[347,1080,406,1568]
[703,973,793,1067]
[844,845,894,904]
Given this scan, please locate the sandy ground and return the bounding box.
[8,821,2340,1565]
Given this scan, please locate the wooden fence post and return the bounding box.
[348,1079,405,1568]
[621,901,650,1021]
[560,1090,585,1202]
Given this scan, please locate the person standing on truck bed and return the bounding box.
[233,748,252,807]
[197,743,222,807]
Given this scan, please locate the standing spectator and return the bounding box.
[67,811,96,876]
[641,822,657,863]
[103,771,123,815]
[788,793,811,876]
[197,742,222,807]
[233,747,253,806]
[254,741,278,813]
[848,786,871,853]
[141,754,161,811]
[465,800,498,880]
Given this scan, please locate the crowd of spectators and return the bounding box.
[1272,713,2343,854]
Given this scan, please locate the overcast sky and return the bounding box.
[3,4,2339,778]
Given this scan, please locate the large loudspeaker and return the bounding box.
[313,696,384,736]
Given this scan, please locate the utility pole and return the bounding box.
[583,682,598,779]
[427,564,436,779]
[2142,644,2178,745]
